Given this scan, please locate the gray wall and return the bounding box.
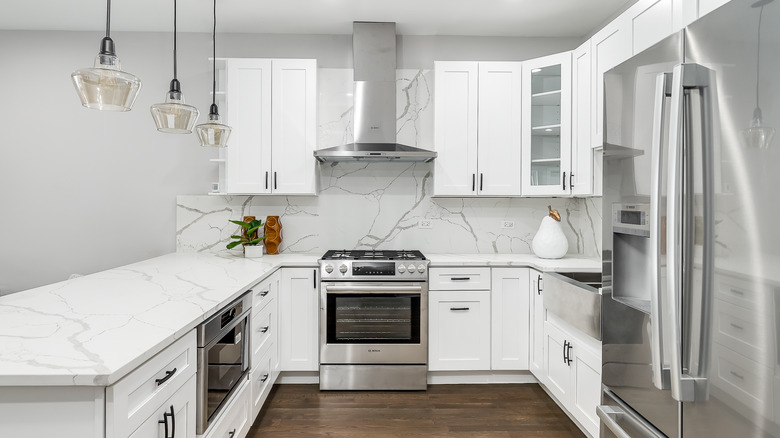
[0,29,577,294]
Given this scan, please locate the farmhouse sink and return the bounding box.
[544,271,602,340]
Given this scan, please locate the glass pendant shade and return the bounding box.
[196,105,231,147]
[742,107,775,149]
[151,80,200,133]
[72,37,141,112]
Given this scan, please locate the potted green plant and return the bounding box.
[226,216,266,258]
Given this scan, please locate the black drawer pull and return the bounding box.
[229,428,237,438]
[450,277,471,281]
[450,307,470,311]
[259,290,269,297]
[155,368,177,386]
[158,405,175,438]
[259,326,269,333]
[537,275,543,295]
[261,373,270,382]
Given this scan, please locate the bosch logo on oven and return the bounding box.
[368,349,381,353]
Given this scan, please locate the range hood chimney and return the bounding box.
[314,22,437,163]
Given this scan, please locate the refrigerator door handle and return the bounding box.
[649,72,673,391]
[666,63,715,403]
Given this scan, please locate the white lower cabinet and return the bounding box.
[203,380,251,438]
[529,270,545,380]
[491,268,530,370]
[250,343,278,421]
[130,375,197,438]
[279,268,319,371]
[543,315,601,438]
[429,289,491,370]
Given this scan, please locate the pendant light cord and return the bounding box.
[211,0,217,107]
[755,4,764,109]
[105,0,111,37]
[173,0,178,80]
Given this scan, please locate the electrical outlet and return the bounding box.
[501,220,515,229]
[418,219,433,229]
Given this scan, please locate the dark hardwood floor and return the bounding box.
[248,384,586,437]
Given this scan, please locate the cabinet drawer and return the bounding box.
[129,375,196,438]
[107,330,197,438]
[251,280,277,315]
[715,274,771,312]
[713,299,774,367]
[429,268,491,290]
[711,343,773,418]
[250,342,278,421]
[251,301,276,368]
[204,379,252,438]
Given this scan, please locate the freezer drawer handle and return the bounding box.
[596,405,666,438]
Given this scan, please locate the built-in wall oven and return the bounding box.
[319,250,429,390]
[196,292,251,435]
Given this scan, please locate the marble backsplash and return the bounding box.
[178,67,603,258]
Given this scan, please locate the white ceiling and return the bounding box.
[2,0,632,38]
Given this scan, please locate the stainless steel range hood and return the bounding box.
[314,22,437,163]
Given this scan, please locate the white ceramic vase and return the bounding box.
[532,216,568,259]
[244,245,264,258]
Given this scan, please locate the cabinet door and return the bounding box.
[571,42,594,196]
[521,52,572,196]
[628,0,676,55]
[279,268,318,371]
[529,270,545,380]
[429,290,491,370]
[129,375,196,438]
[591,14,631,149]
[226,58,272,194]
[570,341,602,438]
[491,268,530,370]
[543,320,571,405]
[271,59,317,195]
[477,62,523,196]
[203,380,251,438]
[434,61,479,196]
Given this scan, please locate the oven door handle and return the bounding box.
[324,285,423,293]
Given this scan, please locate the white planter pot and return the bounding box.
[244,245,264,258]
[532,216,568,259]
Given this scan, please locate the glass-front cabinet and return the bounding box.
[521,52,572,196]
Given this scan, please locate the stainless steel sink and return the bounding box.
[544,271,602,340]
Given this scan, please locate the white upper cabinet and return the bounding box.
[590,13,632,149]
[521,52,572,196]
[434,61,522,196]
[627,0,678,55]
[225,58,317,195]
[571,42,594,196]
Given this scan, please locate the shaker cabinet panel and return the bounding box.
[279,268,319,371]
[571,42,595,196]
[529,270,545,380]
[491,268,530,370]
[428,290,491,370]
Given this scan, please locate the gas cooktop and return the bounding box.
[320,249,426,261]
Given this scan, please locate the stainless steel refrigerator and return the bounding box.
[599,0,780,437]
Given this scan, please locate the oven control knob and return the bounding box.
[407,264,416,273]
[397,264,406,273]
[324,264,333,274]
[339,264,348,274]
[417,264,426,273]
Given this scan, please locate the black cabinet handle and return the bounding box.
[274,172,277,190]
[261,373,270,382]
[537,275,542,295]
[562,172,567,190]
[472,174,476,192]
[260,290,269,297]
[480,173,483,191]
[563,341,569,364]
[313,269,317,289]
[155,368,177,386]
[229,429,237,438]
[450,277,470,281]
[450,307,470,311]
[570,173,574,190]
[566,342,574,365]
[259,326,269,333]
[158,405,175,438]
[265,171,269,190]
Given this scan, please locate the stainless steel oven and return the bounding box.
[196,292,251,435]
[319,250,429,390]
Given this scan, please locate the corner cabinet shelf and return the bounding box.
[521,53,572,196]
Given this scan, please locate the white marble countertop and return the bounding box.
[0,252,598,387]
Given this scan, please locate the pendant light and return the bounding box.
[195,0,231,147]
[71,0,142,111]
[742,0,775,149]
[150,0,200,133]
